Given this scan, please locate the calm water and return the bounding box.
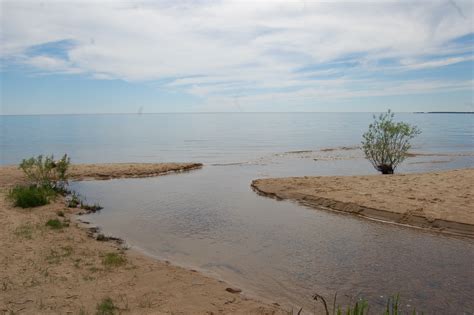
[1,113,473,165]
[2,113,474,313]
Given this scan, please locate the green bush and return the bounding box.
[8,185,54,208]
[362,110,420,174]
[19,154,70,190]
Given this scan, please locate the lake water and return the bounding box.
[1,113,473,165]
[1,113,473,313]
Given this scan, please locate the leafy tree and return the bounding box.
[362,110,420,174]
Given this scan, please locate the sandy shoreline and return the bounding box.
[252,169,474,238]
[0,163,283,314]
[0,162,203,187]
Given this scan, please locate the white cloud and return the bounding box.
[23,55,83,74]
[1,0,473,107]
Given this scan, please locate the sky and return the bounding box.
[0,0,473,114]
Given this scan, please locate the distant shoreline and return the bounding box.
[414,111,473,114]
[2,111,473,116]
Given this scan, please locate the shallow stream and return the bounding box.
[73,154,474,314]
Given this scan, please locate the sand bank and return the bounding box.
[0,163,283,314]
[252,169,474,237]
[0,162,203,187]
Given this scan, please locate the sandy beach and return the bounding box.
[252,169,474,237]
[0,163,283,314]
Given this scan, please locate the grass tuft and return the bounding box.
[102,252,126,268]
[96,297,116,315]
[311,292,423,315]
[45,219,68,230]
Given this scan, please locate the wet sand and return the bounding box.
[252,169,474,237]
[0,163,283,314]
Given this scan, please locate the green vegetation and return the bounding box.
[335,299,369,315]
[45,218,68,230]
[8,185,55,208]
[96,297,116,315]
[10,154,105,215]
[102,252,126,268]
[312,293,423,315]
[67,192,103,212]
[362,110,420,174]
[8,154,71,209]
[19,154,70,190]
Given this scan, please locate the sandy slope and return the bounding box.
[252,169,474,237]
[0,163,283,314]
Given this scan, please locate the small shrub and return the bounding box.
[45,219,68,230]
[362,110,421,174]
[19,154,70,190]
[102,252,126,268]
[8,185,54,208]
[96,297,116,315]
[57,210,65,217]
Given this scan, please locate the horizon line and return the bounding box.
[2,111,473,116]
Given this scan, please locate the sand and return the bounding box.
[252,169,474,237]
[0,162,203,187]
[0,163,283,314]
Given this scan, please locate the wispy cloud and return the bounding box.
[399,55,474,70]
[1,0,473,108]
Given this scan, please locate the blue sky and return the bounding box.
[1,0,473,114]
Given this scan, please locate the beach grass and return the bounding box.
[45,218,68,230]
[102,252,126,268]
[96,297,116,315]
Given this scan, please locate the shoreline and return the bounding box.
[0,163,283,314]
[252,169,474,238]
[0,162,203,187]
